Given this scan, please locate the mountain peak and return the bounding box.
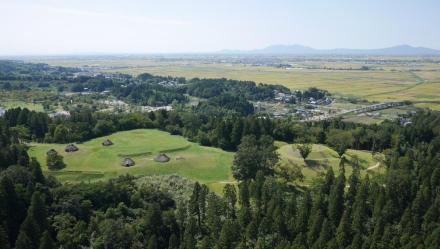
[219,44,440,55]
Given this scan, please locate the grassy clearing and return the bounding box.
[0,100,45,112]
[278,143,384,185]
[28,129,234,189]
[27,129,384,191]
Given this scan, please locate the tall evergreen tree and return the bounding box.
[328,173,345,227]
[147,235,158,249]
[223,184,237,218]
[0,225,10,249]
[0,176,23,246]
[189,182,202,229]
[39,231,55,249]
[14,230,32,249]
[182,217,197,249]
[321,167,335,195]
[29,158,45,184]
[312,219,333,249]
[307,210,324,246]
[168,234,179,249]
[336,208,352,249]
[295,191,312,235]
[346,162,360,207]
[206,193,223,238]
[238,181,250,207]
[218,220,238,249]
[352,176,370,235]
[15,215,40,249]
[28,192,48,232]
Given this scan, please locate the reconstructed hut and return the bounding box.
[65,144,79,153]
[121,158,135,167]
[154,153,170,163]
[102,139,114,146]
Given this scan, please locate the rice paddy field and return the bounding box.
[31,56,440,110]
[277,142,384,185]
[28,129,234,191]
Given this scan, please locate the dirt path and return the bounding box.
[366,162,380,171]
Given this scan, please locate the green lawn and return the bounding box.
[28,129,234,190]
[28,129,384,191]
[278,143,384,185]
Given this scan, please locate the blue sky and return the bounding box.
[1,0,439,55]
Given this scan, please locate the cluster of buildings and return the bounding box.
[308,97,332,105]
[272,90,333,106]
[273,91,296,103]
[399,117,413,126]
[48,111,71,118]
[157,80,180,88]
[141,105,172,112]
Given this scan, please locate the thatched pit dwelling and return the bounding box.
[121,158,135,167]
[102,139,114,146]
[65,144,79,153]
[154,153,170,163]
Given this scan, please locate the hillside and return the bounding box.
[277,142,384,184]
[28,129,234,191]
[221,44,440,55]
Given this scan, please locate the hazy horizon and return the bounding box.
[1,0,440,55]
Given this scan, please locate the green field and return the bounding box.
[28,129,384,190]
[28,129,234,191]
[277,143,384,185]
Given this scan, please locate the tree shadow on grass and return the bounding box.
[304,159,326,169]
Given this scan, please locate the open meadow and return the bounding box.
[28,129,234,192]
[277,142,384,185]
[27,128,383,191]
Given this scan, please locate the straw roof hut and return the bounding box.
[102,139,114,146]
[65,144,79,153]
[121,158,135,167]
[154,153,170,163]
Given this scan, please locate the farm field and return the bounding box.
[32,57,440,109]
[277,142,384,185]
[28,129,234,192]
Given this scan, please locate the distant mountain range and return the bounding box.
[219,44,440,56]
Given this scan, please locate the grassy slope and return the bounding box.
[28,129,234,190]
[28,129,384,191]
[278,143,384,185]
